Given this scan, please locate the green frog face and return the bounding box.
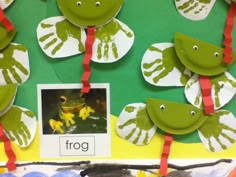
[146,98,208,135]
[0,24,16,50]
[174,33,234,76]
[57,0,123,27]
[59,92,85,114]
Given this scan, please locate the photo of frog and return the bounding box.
[40,86,108,135]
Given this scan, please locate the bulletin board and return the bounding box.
[1,0,236,176]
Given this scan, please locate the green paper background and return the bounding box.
[5,0,236,143]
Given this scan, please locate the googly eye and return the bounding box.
[60,96,67,104]
[191,110,196,115]
[193,45,198,50]
[214,52,219,57]
[95,1,101,6]
[160,104,165,110]
[77,1,82,6]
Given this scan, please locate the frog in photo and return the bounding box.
[47,90,106,134]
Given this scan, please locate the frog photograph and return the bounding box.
[40,87,107,134]
[0,0,37,172]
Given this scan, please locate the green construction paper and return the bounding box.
[57,0,123,27]
[3,0,235,144]
[174,32,235,76]
[146,98,208,135]
[0,84,17,115]
[0,25,16,50]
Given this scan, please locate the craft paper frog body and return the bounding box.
[37,0,134,63]
[117,32,236,153]
[0,1,37,149]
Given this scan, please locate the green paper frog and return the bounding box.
[0,2,37,149]
[37,0,134,63]
[116,98,236,152]
[0,7,30,85]
[142,33,236,111]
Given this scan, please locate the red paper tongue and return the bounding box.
[0,7,14,32]
[0,123,16,171]
[199,75,214,115]
[223,1,236,64]
[81,26,96,93]
[160,133,173,177]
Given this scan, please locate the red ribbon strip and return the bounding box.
[223,1,236,64]
[0,7,14,32]
[199,75,214,115]
[160,133,173,177]
[81,26,96,93]
[0,123,16,171]
[228,167,236,177]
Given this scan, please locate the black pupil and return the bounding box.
[60,97,66,103]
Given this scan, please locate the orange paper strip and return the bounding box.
[0,123,16,171]
[0,8,14,32]
[223,1,236,64]
[228,167,236,177]
[160,133,173,177]
[81,26,96,93]
[199,75,214,115]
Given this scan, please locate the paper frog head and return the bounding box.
[0,2,16,51]
[37,0,134,63]
[57,0,123,27]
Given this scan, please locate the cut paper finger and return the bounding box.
[37,16,86,58]
[0,43,30,85]
[185,72,236,110]
[146,98,207,135]
[91,19,134,63]
[0,84,17,116]
[0,0,14,10]
[141,43,191,86]
[0,106,37,147]
[175,0,216,20]
[116,103,157,146]
[198,110,236,152]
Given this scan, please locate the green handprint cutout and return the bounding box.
[186,72,236,109]
[176,0,211,14]
[0,43,29,84]
[0,106,36,147]
[116,103,157,145]
[175,0,215,20]
[95,19,133,60]
[198,110,236,152]
[39,18,85,56]
[142,45,190,85]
